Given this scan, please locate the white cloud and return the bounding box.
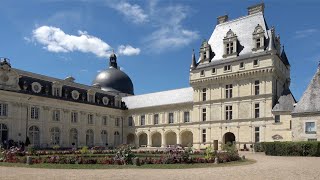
[144,3,199,52]
[118,45,140,56]
[32,26,112,57]
[294,29,318,39]
[31,25,140,57]
[109,1,148,24]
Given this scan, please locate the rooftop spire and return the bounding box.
[280,45,290,66]
[190,49,197,70]
[267,27,276,52]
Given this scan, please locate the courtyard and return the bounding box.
[0,152,319,180]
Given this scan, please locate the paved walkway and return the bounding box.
[1,152,320,180]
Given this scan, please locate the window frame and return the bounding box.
[140,115,145,126]
[305,122,316,134]
[202,129,206,143]
[0,103,8,117]
[184,111,190,123]
[153,114,159,125]
[254,80,260,95]
[202,88,207,101]
[31,106,40,120]
[168,113,174,124]
[225,105,233,120]
[254,103,260,118]
[225,84,233,99]
[202,108,206,122]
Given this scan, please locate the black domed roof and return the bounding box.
[92,53,134,95]
[93,67,134,95]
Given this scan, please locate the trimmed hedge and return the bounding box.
[255,142,320,157]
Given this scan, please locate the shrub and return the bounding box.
[263,142,320,157]
[80,146,89,154]
[254,143,265,152]
[113,144,135,165]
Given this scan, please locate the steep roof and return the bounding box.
[292,68,320,115]
[122,87,193,109]
[272,89,296,112]
[280,47,290,66]
[208,12,269,61]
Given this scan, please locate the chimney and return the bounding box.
[248,3,265,15]
[217,15,228,24]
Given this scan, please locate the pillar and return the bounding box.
[147,131,151,147]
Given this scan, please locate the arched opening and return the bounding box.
[101,130,108,147]
[114,131,120,147]
[69,128,78,147]
[127,133,135,145]
[50,127,60,145]
[223,132,236,144]
[181,131,193,147]
[29,126,40,147]
[86,129,94,147]
[138,133,147,147]
[165,131,177,146]
[151,132,161,147]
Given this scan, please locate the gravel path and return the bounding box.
[1,152,320,180]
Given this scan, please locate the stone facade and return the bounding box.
[0,3,317,150]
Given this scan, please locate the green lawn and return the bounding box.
[0,159,255,169]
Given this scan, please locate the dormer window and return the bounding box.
[223,29,238,58]
[252,24,265,52]
[87,89,95,103]
[52,82,62,97]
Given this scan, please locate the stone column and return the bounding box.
[147,130,151,147]
[161,130,166,147]
[177,130,181,145]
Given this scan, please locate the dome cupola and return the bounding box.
[92,52,134,95]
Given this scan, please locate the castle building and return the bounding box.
[0,3,317,150]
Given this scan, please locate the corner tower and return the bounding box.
[189,3,292,148]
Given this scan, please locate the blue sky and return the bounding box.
[0,0,319,100]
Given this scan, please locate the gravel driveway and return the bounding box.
[1,152,320,180]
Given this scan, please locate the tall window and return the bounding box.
[184,111,190,123]
[168,113,174,124]
[102,116,107,126]
[275,115,280,123]
[128,116,133,127]
[226,84,233,98]
[115,118,120,127]
[154,114,159,125]
[305,122,316,134]
[226,42,234,55]
[86,129,94,146]
[254,80,260,95]
[0,103,8,117]
[88,114,94,124]
[69,128,78,147]
[202,129,206,143]
[31,107,39,120]
[114,131,120,147]
[50,127,60,145]
[255,103,260,118]
[255,127,260,142]
[71,112,78,123]
[225,105,232,120]
[202,108,207,121]
[53,87,61,97]
[202,88,207,101]
[29,126,40,147]
[52,110,60,121]
[101,130,108,146]
[140,115,145,126]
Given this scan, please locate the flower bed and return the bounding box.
[0,144,241,166]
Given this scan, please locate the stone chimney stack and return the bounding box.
[217,15,228,24]
[248,3,265,15]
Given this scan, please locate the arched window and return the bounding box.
[29,126,40,147]
[0,124,8,143]
[69,128,78,147]
[101,130,108,146]
[50,127,60,145]
[86,129,94,147]
[114,131,120,147]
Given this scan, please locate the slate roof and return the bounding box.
[272,89,296,112]
[208,12,269,61]
[122,87,193,109]
[292,69,320,114]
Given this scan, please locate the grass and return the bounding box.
[0,159,255,169]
